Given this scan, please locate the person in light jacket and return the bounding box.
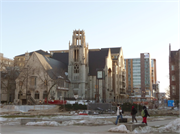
[115,104,123,125]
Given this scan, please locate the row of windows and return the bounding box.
[172,85,176,95]
[0,60,12,65]
[19,77,37,87]
[18,91,48,99]
[16,57,25,61]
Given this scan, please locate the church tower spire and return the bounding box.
[68,30,89,99]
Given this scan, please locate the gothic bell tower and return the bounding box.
[68,30,89,99]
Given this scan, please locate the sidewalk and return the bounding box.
[148,117,177,127]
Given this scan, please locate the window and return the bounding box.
[18,91,23,99]
[74,64,79,73]
[27,91,31,97]
[19,81,23,86]
[172,75,175,81]
[44,80,47,86]
[74,49,79,61]
[57,91,62,98]
[171,65,175,71]
[172,85,176,95]
[30,76,36,87]
[35,91,39,99]
[43,91,48,99]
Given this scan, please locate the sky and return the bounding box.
[0,0,180,92]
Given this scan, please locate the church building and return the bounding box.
[51,30,126,102]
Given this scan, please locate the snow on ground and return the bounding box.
[26,121,61,126]
[2,122,21,126]
[108,125,130,133]
[158,118,180,133]
[26,119,113,126]
[133,126,158,133]
[133,118,180,133]
[0,117,7,122]
[49,115,132,120]
[63,119,113,126]
[0,117,19,123]
[66,100,88,105]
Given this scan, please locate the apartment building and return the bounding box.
[0,53,14,72]
[125,53,157,101]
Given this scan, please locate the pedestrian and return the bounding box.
[131,106,137,123]
[141,106,150,125]
[115,104,123,125]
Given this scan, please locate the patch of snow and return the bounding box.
[62,120,78,126]
[158,118,180,133]
[2,122,20,126]
[133,126,158,133]
[58,76,64,79]
[0,117,7,122]
[133,118,180,133]
[65,72,68,76]
[61,119,113,126]
[108,124,130,133]
[26,121,61,127]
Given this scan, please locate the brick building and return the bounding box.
[169,44,180,102]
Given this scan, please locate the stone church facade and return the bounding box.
[51,30,126,102]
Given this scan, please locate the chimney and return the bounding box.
[25,52,29,62]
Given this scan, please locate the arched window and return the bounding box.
[27,91,31,97]
[74,64,79,73]
[18,91,23,99]
[43,91,48,99]
[35,91,39,99]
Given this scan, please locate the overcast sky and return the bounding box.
[0,0,180,92]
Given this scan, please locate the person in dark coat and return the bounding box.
[131,106,137,123]
[142,106,150,125]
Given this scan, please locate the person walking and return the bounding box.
[131,106,137,123]
[115,104,123,125]
[141,106,150,125]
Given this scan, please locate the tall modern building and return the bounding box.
[125,53,157,101]
[169,44,180,102]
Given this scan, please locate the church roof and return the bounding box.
[101,47,121,54]
[89,49,109,76]
[52,53,69,67]
[34,52,67,80]
[15,50,50,57]
[50,47,121,76]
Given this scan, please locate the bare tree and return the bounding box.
[0,62,19,103]
[165,86,170,99]
[36,65,66,104]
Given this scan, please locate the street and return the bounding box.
[0,117,178,134]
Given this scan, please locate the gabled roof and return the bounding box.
[15,50,50,57]
[52,53,69,67]
[101,47,121,54]
[89,49,109,76]
[34,52,67,80]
